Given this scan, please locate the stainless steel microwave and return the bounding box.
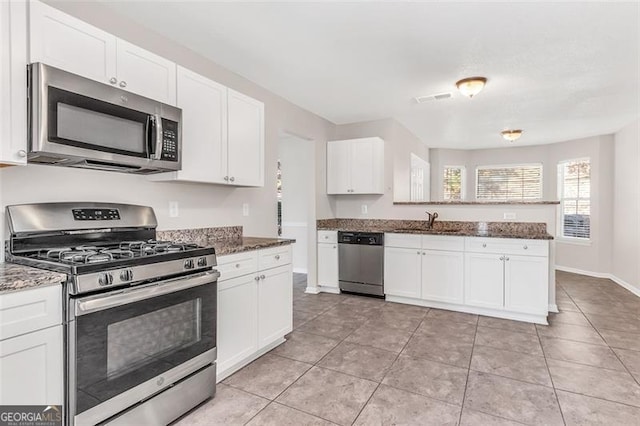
[27,63,182,174]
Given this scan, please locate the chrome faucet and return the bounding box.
[426,211,439,229]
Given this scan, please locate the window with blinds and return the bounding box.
[476,164,543,200]
[443,166,465,200]
[558,158,590,239]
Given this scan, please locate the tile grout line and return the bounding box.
[458,315,479,425]
[535,317,568,426]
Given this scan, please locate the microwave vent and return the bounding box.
[28,154,69,164]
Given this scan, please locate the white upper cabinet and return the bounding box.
[150,70,265,187]
[0,0,28,165]
[327,137,384,195]
[227,88,265,187]
[29,0,176,104]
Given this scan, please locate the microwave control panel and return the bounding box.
[160,119,179,161]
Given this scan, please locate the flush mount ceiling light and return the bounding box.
[455,77,487,98]
[501,129,524,142]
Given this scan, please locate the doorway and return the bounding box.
[277,133,315,275]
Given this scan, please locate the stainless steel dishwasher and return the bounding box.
[338,231,384,297]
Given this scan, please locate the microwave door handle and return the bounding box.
[151,113,163,160]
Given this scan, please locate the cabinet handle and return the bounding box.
[482,243,487,248]
[17,150,27,158]
[223,176,229,181]
[119,81,127,88]
[523,245,528,250]
[235,263,240,268]
[230,177,235,182]
[260,274,266,280]
[109,77,117,84]
[275,255,280,260]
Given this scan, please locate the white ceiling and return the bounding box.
[100,1,639,149]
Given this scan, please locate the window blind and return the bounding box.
[558,159,590,239]
[476,164,542,200]
[443,166,464,200]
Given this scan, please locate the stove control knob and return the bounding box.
[98,272,113,287]
[184,259,195,270]
[197,257,207,267]
[120,269,134,282]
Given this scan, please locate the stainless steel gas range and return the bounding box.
[5,202,219,426]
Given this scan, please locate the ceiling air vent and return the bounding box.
[414,92,452,103]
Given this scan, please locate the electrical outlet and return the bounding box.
[242,203,250,217]
[504,212,516,220]
[169,201,179,218]
[361,204,368,214]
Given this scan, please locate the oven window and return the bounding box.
[58,103,146,154]
[74,282,216,415]
[107,299,201,379]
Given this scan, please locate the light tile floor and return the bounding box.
[176,271,640,425]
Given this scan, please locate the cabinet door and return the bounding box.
[505,255,549,315]
[326,140,350,194]
[29,0,117,84]
[258,265,293,348]
[173,66,227,183]
[422,250,464,304]
[227,89,264,187]
[464,252,504,309]
[384,247,421,298]
[0,325,63,405]
[350,138,384,194]
[0,0,28,165]
[115,39,177,105]
[217,275,258,374]
[317,243,339,289]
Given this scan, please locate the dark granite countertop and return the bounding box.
[0,262,66,294]
[318,219,553,240]
[212,237,296,256]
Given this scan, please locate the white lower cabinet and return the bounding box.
[383,234,550,324]
[0,285,64,405]
[422,250,464,304]
[384,247,422,299]
[216,246,293,381]
[0,325,63,405]
[317,231,339,292]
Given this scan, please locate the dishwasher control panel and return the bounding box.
[338,232,384,246]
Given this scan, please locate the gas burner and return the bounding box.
[43,248,73,259]
[101,249,135,259]
[85,253,113,263]
[60,250,99,263]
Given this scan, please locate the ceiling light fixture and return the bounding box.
[501,129,524,142]
[455,77,487,98]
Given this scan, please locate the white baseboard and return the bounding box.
[293,267,308,274]
[548,304,559,313]
[555,265,640,298]
[318,286,340,294]
[304,286,320,294]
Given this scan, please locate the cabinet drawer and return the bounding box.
[216,251,259,282]
[0,285,62,341]
[318,230,337,244]
[465,237,548,257]
[384,233,421,249]
[258,245,292,270]
[422,235,465,252]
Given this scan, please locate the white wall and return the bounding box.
[612,119,640,292]
[279,134,315,273]
[0,1,336,270]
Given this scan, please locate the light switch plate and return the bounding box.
[504,212,516,220]
[242,203,250,217]
[169,201,179,218]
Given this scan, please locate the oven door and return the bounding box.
[69,270,218,426]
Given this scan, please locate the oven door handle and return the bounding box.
[74,270,220,317]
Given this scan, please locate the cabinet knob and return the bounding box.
[235,263,240,268]
[333,245,337,249]
[119,81,127,88]
[417,251,421,255]
[230,176,235,182]
[482,243,487,248]
[523,245,528,250]
[260,274,266,280]
[505,257,510,261]
[254,276,260,281]
[17,149,27,158]
[275,255,280,260]
[422,252,426,255]
[324,235,329,239]
[499,256,504,261]
[109,77,117,84]
[224,176,229,181]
